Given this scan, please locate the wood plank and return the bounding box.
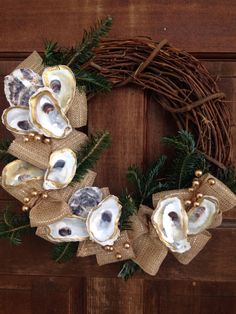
[0,1,236,53]
[86,278,143,314]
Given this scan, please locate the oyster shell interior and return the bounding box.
[68,187,103,219]
[47,217,89,242]
[43,148,77,190]
[2,160,44,187]
[152,196,190,253]
[4,68,43,107]
[29,88,72,138]
[42,65,76,113]
[86,195,121,246]
[2,106,36,134]
[188,196,219,235]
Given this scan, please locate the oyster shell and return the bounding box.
[68,187,103,219]
[2,160,44,187]
[47,217,89,242]
[4,68,43,107]
[43,148,77,190]
[188,196,219,235]
[151,196,190,253]
[29,87,72,138]
[42,65,76,113]
[2,106,36,135]
[86,195,121,246]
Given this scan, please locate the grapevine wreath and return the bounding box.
[0,17,236,280]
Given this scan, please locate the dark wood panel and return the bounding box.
[0,1,236,53]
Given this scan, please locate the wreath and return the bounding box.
[0,17,236,280]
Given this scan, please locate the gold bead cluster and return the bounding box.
[23,133,51,145]
[21,189,48,212]
[103,241,130,260]
[184,170,216,208]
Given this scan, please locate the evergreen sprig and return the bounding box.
[163,130,207,189]
[127,155,168,206]
[43,16,113,93]
[0,209,33,245]
[118,260,141,281]
[119,191,137,230]
[52,242,79,263]
[0,139,16,164]
[73,131,111,183]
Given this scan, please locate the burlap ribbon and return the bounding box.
[128,173,236,276]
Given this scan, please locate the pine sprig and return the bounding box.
[118,260,141,281]
[119,191,137,230]
[73,131,111,182]
[52,242,79,263]
[163,130,207,188]
[0,209,33,245]
[216,168,236,193]
[127,155,167,206]
[0,139,16,164]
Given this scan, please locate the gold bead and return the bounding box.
[109,246,114,252]
[104,246,110,251]
[196,193,203,199]
[188,187,194,192]
[42,192,48,199]
[22,205,29,212]
[43,138,51,144]
[195,170,203,178]
[193,201,200,207]
[124,242,130,249]
[29,132,35,138]
[23,197,30,203]
[116,253,122,259]
[207,178,216,186]
[184,200,192,206]
[31,190,38,197]
[192,180,200,188]
[34,135,42,141]
[23,136,29,143]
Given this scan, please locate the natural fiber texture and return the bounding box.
[152,189,191,208]
[88,38,232,167]
[173,231,211,265]
[16,51,44,74]
[8,138,51,169]
[51,129,88,152]
[198,173,236,212]
[67,89,87,128]
[77,230,135,265]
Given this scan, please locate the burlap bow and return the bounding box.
[7,51,88,169]
[128,173,236,276]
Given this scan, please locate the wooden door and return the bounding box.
[0,1,236,313]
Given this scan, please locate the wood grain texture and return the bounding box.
[0,0,236,53]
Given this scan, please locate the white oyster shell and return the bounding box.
[42,65,76,113]
[68,187,103,219]
[188,196,219,235]
[4,68,43,107]
[2,160,44,187]
[47,217,89,242]
[2,106,36,135]
[43,148,77,190]
[86,195,121,246]
[29,87,72,138]
[151,196,190,253]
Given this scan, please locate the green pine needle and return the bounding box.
[73,131,111,183]
[118,260,141,281]
[52,242,79,263]
[0,139,16,164]
[216,167,236,193]
[119,191,137,230]
[0,209,32,245]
